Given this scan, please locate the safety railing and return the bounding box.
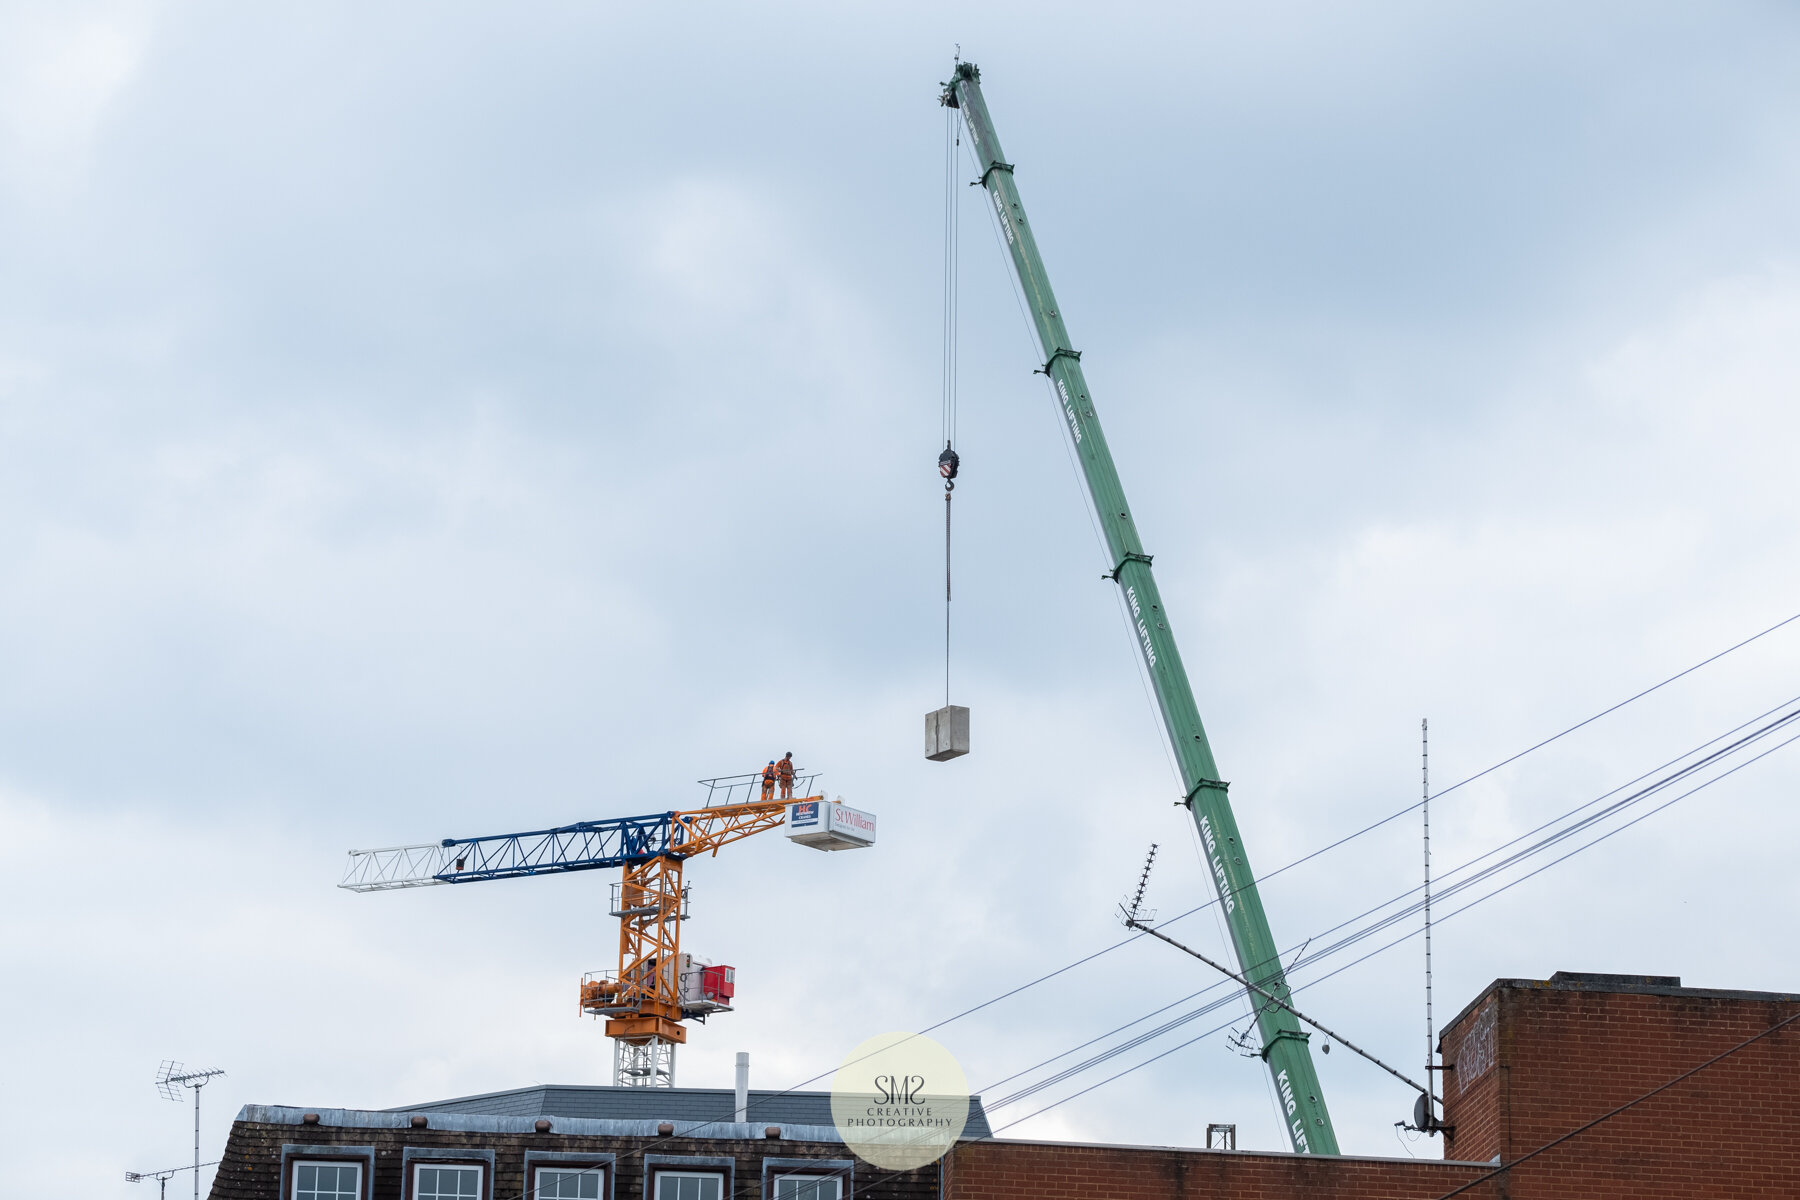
[608,879,691,919]
[579,969,637,1016]
[696,770,820,807]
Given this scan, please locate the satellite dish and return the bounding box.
[1413,1092,1434,1131]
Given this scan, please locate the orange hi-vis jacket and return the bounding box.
[777,758,795,782]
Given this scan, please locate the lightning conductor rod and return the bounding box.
[1423,717,1437,1128]
[942,61,1339,1153]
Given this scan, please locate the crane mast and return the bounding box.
[942,63,1339,1154]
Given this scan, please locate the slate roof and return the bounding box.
[386,1085,994,1138]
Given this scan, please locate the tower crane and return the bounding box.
[941,63,1340,1153]
[341,774,876,1087]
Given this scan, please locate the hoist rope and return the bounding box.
[939,101,962,707]
[941,105,960,451]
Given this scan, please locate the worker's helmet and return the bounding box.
[768,760,775,765]
[784,751,792,757]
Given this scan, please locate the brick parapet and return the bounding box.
[945,1139,1495,1199]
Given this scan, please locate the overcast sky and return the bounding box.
[5,1,1800,1192]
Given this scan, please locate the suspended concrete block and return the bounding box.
[925,705,970,761]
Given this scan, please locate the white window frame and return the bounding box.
[291,1160,363,1200]
[532,1164,608,1199]
[411,1161,486,1200]
[772,1174,843,1200]
[651,1170,726,1200]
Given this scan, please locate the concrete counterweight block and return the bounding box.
[925,705,970,761]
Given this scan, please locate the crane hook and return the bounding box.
[938,443,960,492]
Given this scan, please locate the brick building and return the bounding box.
[1433,970,1800,1196]
[210,972,1800,1200]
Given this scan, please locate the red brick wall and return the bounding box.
[945,1140,1496,1200]
[950,977,1800,1200]
[1438,977,1800,1199]
[1439,990,1505,1162]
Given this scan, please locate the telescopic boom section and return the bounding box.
[943,63,1338,1154]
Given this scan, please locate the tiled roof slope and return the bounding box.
[386,1085,995,1138]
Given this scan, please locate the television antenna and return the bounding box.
[126,1162,220,1200]
[155,1061,225,1200]
[1117,859,1438,1102]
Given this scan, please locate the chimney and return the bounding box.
[735,1052,750,1123]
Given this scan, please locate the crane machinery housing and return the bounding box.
[341,774,876,1087]
[940,63,1340,1154]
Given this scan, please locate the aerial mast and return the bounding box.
[942,62,1339,1153]
[154,1062,224,1200]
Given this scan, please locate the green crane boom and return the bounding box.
[942,62,1339,1155]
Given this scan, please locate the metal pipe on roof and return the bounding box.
[735,1053,749,1123]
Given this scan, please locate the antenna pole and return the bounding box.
[154,1062,224,1198]
[192,1082,202,1200]
[1423,717,1435,1128]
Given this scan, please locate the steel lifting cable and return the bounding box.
[938,101,962,705]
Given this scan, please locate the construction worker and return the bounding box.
[777,752,797,800]
[761,761,777,802]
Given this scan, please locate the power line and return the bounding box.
[1285,709,1800,978]
[1427,608,1800,804]
[967,690,1800,1115]
[1152,680,1800,967]
[980,719,1800,1117]
[1199,610,1800,911]
[514,616,1800,1159]
[487,715,1800,1200]
[986,690,1800,1105]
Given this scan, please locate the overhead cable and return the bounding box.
[969,684,1800,1110]
[980,715,1800,1115]
[544,710,1800,1198]
[612,619,1800,1146]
